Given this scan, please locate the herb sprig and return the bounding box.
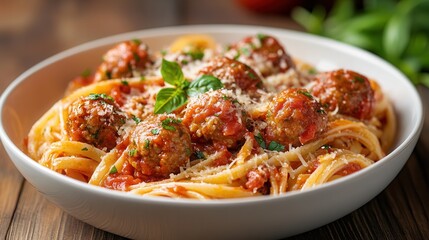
[154,59,223,114]
[292,0,429,87]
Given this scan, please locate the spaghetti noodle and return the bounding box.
[26,34,396,199]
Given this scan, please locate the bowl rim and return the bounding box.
[0,24,424,206]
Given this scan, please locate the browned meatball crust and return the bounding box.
[226,34,295,77]
[66,93,126,150]
[198,56,264,97]
[182,90,248,149]
[94,40,152,81]
[128,115,192,178]
[265,88,328,147]
[311,69,375,120]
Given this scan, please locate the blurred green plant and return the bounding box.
[292,0,429,87]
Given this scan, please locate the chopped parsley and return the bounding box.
[129,149,137,157]
[151,129,160,135]
[161,118,182,131]
[353,76,365,83]
[246,71,257,80]
[321,144,331,150]
[185,50,204,60]
[81,68,91,78]
[233,53,241,60]
[131,39,142,45]
[317,108,326,114]
[81,147,88,151]
[268,141,285,152]
[239,47,251,56]
[194,151,205,160]
[297,89,314,99]
[255,133,266,149]
[256,33,267,42]
[144,139,150,149]
[109,165,118,174]
[121,80,129,85]
[132,115,141,124]
[133,52,140,62]
[308,68,317,75]
[87,93,113,101]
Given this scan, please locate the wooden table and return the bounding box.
[1,1,428,239]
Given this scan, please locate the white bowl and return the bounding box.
[0,25,423,240]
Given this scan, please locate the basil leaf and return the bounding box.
[154,87,187,114]
[161,59,185,86]
[187,75,224,97]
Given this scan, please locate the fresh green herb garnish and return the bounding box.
[255,133,266,149]
[109,165,118,174]
[129,149,137,157]
[187,75,224,97]
[256,33,267,41]
[246,71,257,80]
[121,80,129,85]
[144,139,150,149]
[132,115,141,124]
[268,141,285,152]
[87,93,114,101]
[131,39,142,45]
[81,68,91,78]
[185,50,204,60]
[308,68,317,75]
[151,129,160,135]
[133,52,140,62]
[154,59,223,114]
[297,90,314,99]
[321,144,331,150]
[317,108,326,114]
[161,117,182,131]
[240,47,251,56]
[81,147,88,151]
[353,76,365,83]
[194,151,206,160]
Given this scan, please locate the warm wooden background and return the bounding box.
[1,1,428,239]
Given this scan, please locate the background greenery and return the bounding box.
[292,0,429,87]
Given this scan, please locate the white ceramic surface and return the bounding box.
[0,25,423,240]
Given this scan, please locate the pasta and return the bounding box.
[25,34,396,199]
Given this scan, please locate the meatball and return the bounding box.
[94,40,152,81]
[198,56,264,97]
[310,69,375,120]
[225,34,295,77]
[265,88,328,147]
[182,89,248,148]
[66,93,126,150]
[128,115,192,178]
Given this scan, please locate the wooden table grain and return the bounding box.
[1,1,428,239]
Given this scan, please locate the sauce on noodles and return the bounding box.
[25,34,396,199]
